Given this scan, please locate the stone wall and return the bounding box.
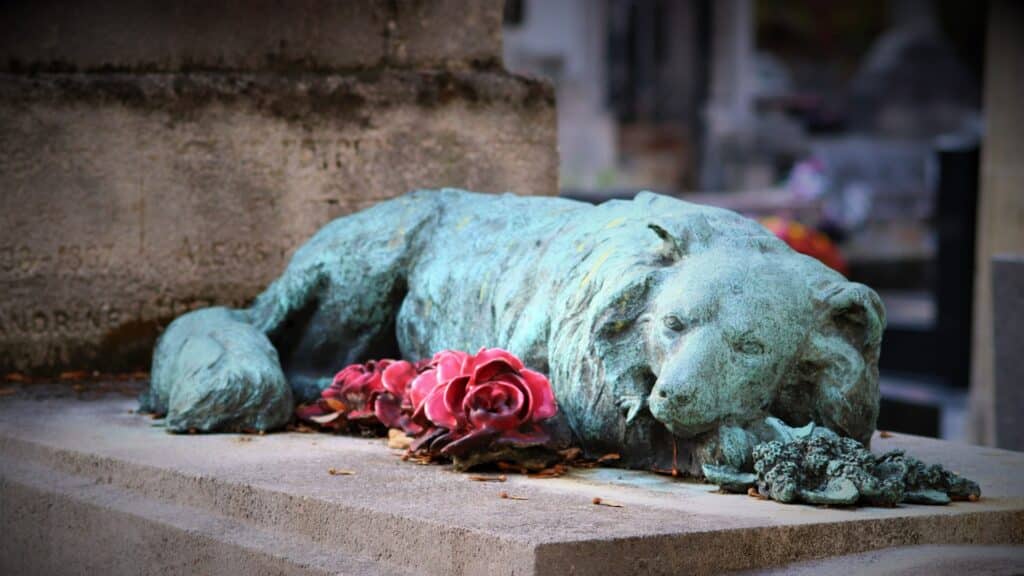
[0,0,557,375]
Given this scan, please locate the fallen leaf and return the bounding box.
[468,474,507,482]
[324,397,347,412]
[0,388,16,397]
[747,487,767,500]
[596,453,621,463]
[4,373,28,383]
[402,452,436,465]
[327,468,356,476]
[233,436,254,443]
[497,461,529,474]
[499,491,528,500]
[387,428,412,450]
[310,411,344,425]
[558,447,582,461]
[286,422,318,434]
[59,370,89,381]
[592,497,623,508]
[879,430,893,438]
[529,464,568,478]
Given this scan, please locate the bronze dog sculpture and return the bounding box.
[142,189,886,477]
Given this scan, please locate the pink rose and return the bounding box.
[409,348,558,456]
[295,348,559,460]
[296,360,393,429]
[373,360,425,435]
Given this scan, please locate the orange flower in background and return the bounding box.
[760,216,848,275]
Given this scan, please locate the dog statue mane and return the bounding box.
[141,189,885,474]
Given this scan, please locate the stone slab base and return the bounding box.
[0,393,1021,575]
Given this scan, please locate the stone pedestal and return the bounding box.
[0,0,556,376]
[0,392,1021,575]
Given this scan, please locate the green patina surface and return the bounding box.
[703,418,980,505]
[139,189,976,505]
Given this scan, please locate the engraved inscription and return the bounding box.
[0,304,123,336]
[282,137,363,172]
[176,237,299,269]
[0,243,116,277]
[0,295,256,338]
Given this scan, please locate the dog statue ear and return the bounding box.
[775,282,885,445]
[647,224,683,264]
[647,216,712,265]
[821,282,886,355]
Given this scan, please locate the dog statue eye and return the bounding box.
[735,340,765,355]
[663,315,687,332]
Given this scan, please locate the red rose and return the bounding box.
[409,348,557,456]
[296,360,392,429]
[295,348,559,461]
[373,360,425,434]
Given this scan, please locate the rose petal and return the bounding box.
[409,369,439,411]
[472,348,525,382]
[441,375,470,427]
[491,427,551,448]
[381,361,417,397]
[374,392,404,429]
[347,408,376,421]
[439,427,499,458]
[521,369,557,421]
[434,350,471,381]
[423,379,462,430]
[295,402,328,421]
[463,381,525,431]
[410,427,448,452]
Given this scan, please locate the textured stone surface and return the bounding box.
[0,394,1021,575]
[993,255,1024,451]
[0,0,502,72]
[742,545,1024,576]
[0,72,555,375]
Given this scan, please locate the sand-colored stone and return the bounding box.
[0,393,1020,575]
[0,71,555,375]
[0,0,502,73]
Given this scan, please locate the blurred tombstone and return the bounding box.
[969,0,1024,447]
[992,255,1024,451]
[0,0,556,376]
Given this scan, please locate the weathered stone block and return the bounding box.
[390,0,503,67]
[0,0,503,73]
[0,394,1021,575]
[0,71,556,374]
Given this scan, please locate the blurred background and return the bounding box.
[503,0,993,443]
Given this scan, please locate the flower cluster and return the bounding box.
[296,348,558,461]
